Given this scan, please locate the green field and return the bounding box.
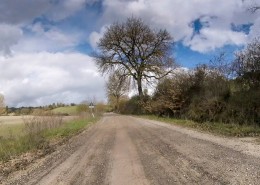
[52,106,78,115]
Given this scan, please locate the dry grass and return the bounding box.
[0,113,99,162]
[23,116,63,134]
[0,115,64,161]
[0,116,33,125]
[0,124,24,138]
[141,115,260,137]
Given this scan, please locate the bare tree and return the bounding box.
[243,0,260,12]
[95,17,175,97]
[249,6,260,12]
[106,71,129,112]
[208,52,232,78]
[232,37,260,89]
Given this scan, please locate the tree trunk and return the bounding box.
[137,77,143,97]
[116,96,120,113]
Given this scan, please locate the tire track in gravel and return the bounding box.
[36,118,115,185]
[107,117,149,185]
[127,116,260,185]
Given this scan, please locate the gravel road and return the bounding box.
[2,114,260,185]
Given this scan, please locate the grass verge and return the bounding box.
[0,115,99,162]
[140,115,260,137]
[44,117,98,139]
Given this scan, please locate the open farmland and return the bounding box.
[0,116,76,138]
[0,115,76,125]
[0,116,33,125]
[0,124,24,138]
[52,106,78,115]
[0,116,32,138]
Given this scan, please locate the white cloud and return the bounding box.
[0,0,96,24]
[47,0,100,21]
[0,24,22,56]
[94,0,260,52]
[248,17,260,41]
[13,25,83,53]
[2,0,259,54]
[184,28,247,53]
[0,52,105,107]
[0,0,50,24]
[47,0,86,21]
[89,25,107,49]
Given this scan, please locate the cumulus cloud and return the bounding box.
[0,24,22,56]
[91,0,260,52]
[13,23,83,53]
[184,28,247,53]
[89,25,107,49]
[248,16,260,41]
[2,0,259,54]
[0,0,97,24]
[47,0,100,21]
[0,0,50,24]
[0,52,105,107]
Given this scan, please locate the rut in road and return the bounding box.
[3,114,260,185]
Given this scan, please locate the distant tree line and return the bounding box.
[1,102,77,116]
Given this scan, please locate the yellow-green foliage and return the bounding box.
[76,104,89,113]
[44,116,98,138]
[52,106,78,115]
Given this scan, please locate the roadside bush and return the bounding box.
[151,72,193,117]
[119,95,150,115]
[114,38,260,127]
[23,115,63,134]
[76,104,88,113]
[95,102,107,113]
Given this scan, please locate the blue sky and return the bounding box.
[0,0,259,107]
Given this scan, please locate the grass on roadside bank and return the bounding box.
[44,116,99,139]
[0,114,99,162]
[140,115,260,137]
[0,124,24,138]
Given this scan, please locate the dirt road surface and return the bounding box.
[2,114,260,185]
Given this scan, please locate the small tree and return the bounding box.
[95,17,175,97]
[106,70,129,112]
[208,52,232,78]
[76,104,88,113]
[232,38,260,89]
[0,94,5,115]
